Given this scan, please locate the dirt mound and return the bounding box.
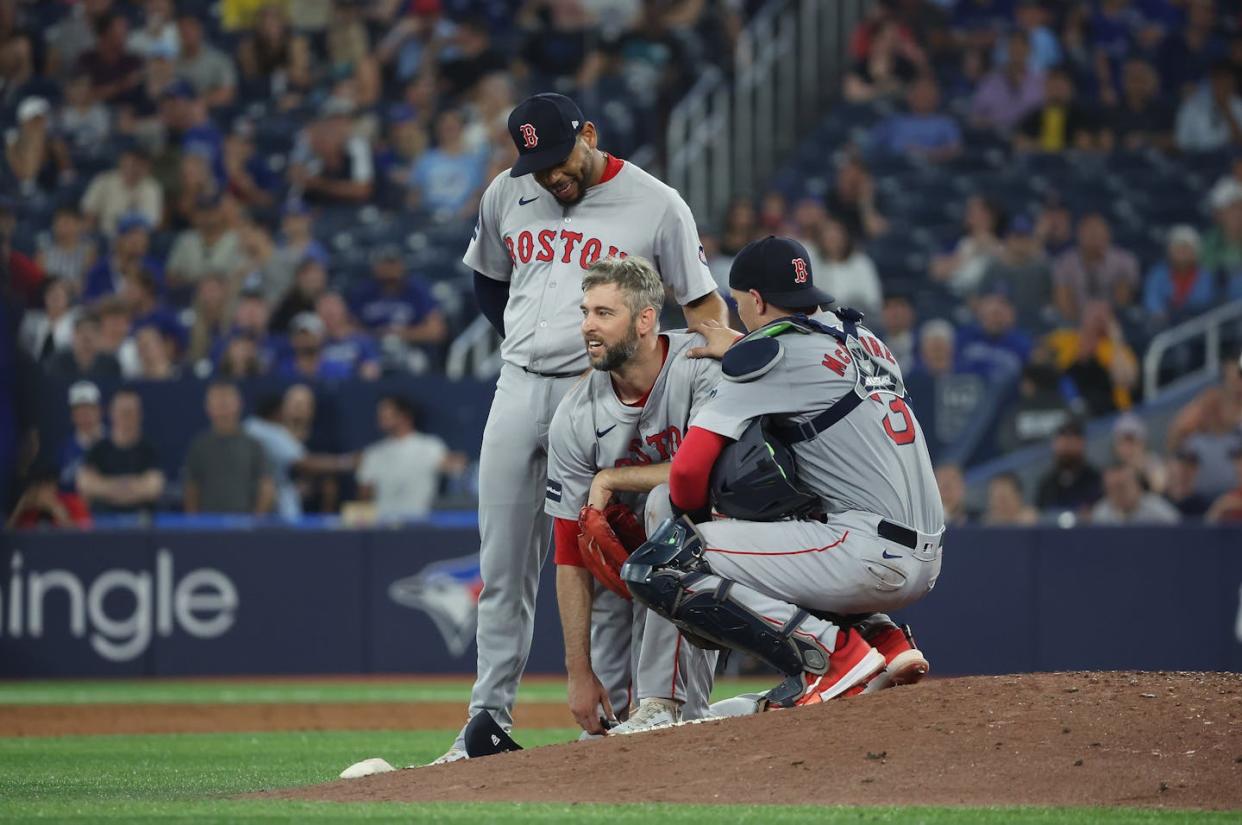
[261,672,1242,810]
[0,702,572,737]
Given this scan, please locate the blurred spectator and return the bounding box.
[811,216,882,318]
[277,312,351,381]
[166,193,243,292]
[1014,67,1108,153]
[317,292,381,380]
[244,385,356,520]
[127,0,178,60]
[6,97,72,195]
[1157,0,1227,100]
[1091,463,1180,525]
[133,321,179,381]
[878,292,916,369]
[970,30,1044,134]
[6,464,91,530]
[1052,213,1139,322]
[183,381,273,514]
[1165,448,1212,519]
[995,362,1073,452]
[1111,412,1165,495]
[186,274,232,365]
[1205,445,1242,523]
[758,191,789,235]
[272,257,329,334]
[234,222,292,306]
[981,214,1052,330]
[80,145,163,238]
[45,0,113,79]
[931,194,1003,297]
[1044,301,1139,416]
[719,196,759,256]
[993,1,1060,73]
[375,3,453,87]
[868,75,962,162]
[826,156,888,240]
[1202,179,1242,288]
[58,381,105,492]
[158,79,225,186]
[376,105,429,188]
[323,2,380,108]
[1175,61,1242,153]
[1167,362,1242,501]
[19,278,76,363]
[1143,225,1216,327]
[1104,58,1174,152]
[77,12,143,106]
[905,320,986,461]
[46,313,122,384]
[982,472,1038,526]
[349,246,447,347]
[1,33,51,113]
[82,213,162,301]
[443,15,507,98]
[167,149,218,230]
[356,394,466,521]
[212,287,277,374]
[956,287,1032,382]
[1034,193,1074,256]
[1035,418,1103,513]
[272,201,329,288]
[174,12,237,107]
[409,108,489,218]
[76,389,164,515]
[223,124,279,210]
[36,208,96,291]
[934,463,971,526]
[236,4,312,101]
[844,16,926,103]
[93,296,132,364]
[0,197,43,306]
[288,99,375,204]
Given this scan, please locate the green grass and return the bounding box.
[0,678,777,706]
[0,680,1235,823]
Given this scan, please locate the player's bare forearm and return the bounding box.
[556,565,594,675]
[588,464,669,510]
[682,290,727,329]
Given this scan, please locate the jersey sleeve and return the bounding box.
[687,348,723,422]
[654,191,717,306]
[462,173,514,283]
[545,394,597,520]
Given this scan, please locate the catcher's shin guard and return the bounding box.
[622,518,828,677]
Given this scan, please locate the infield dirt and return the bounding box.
[260,672,1242,810]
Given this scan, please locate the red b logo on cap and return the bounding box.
[792,257,808,284]
[519,123,538,149]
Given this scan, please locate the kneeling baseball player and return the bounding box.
[546,255,720,735]
[622,236,944,708]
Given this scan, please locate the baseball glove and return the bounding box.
[577,503,647,600]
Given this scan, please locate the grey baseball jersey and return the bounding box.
[691,310,944,535]
[463,160,719,375]
[546,331,720,715]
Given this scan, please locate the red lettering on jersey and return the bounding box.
[517,230,534,263]
[881,344,895,364]
[792,257,809,284]
[536,229,556,262]
[503,235,516,263]
[821,354,848,377]
[560,230,584,263]
[606,245,628,260]
[645,426,683,461]
[580,237,603,269]
[519,123,538,148]
[835,345,852,364]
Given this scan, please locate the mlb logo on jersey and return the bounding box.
[388,555,484,657]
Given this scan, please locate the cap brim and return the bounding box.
[509,139,576,177]
[758,286,835,307]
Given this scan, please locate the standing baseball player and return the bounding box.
[546,255,720,736]
[437,93,726,762]
[622,236,942,708]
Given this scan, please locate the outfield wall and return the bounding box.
[1,527,1240,677]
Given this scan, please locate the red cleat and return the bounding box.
[862,623,929,694]
[766,629,886,708]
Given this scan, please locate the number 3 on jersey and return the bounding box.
[870,393,916,446]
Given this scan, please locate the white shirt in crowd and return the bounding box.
[813,250,883,317]
[357,432,448,520]
[243,417,307,520]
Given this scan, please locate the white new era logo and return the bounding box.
[572,120,579,128]
[491,734,500,746]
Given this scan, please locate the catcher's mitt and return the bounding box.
[577,503,647,600]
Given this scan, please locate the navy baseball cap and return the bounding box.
[729,236,834,308]
[507,93,585,178]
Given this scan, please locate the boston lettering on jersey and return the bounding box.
[502,228,629,270]
[615,426,683,467]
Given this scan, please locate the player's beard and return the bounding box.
[549,169,588,205]
[586,322,639,372]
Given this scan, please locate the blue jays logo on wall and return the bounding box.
[388,555,484,657]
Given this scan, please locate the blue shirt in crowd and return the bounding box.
[410,148,488,214]
[1142,264,1217,319]
[349,278,439,331]
[321,333,381,375]
[956,324,1034,383]
[82,257,165,301]
[870,114,962,156]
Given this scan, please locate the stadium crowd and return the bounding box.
[3,0,1242,528]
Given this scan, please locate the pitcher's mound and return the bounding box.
[261,672,1242,810]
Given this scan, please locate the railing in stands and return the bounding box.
[446,315,503,381]
[666,0,870,225]
[1142,298,1242,400]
